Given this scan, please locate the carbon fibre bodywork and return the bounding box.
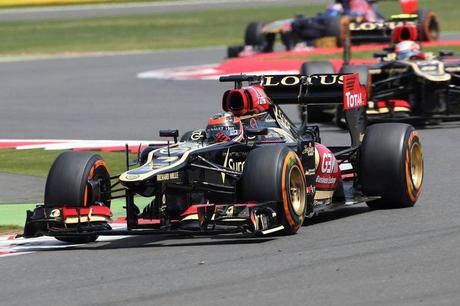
[24,73,415,240]
[346,52,460,123]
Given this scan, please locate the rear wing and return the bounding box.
[220,73,366,109]
[263,73,367,147]
[260,74,366,108]
[349,15,418,45]
[219,73,367,147]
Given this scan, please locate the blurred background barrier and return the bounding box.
[0,0,134,7]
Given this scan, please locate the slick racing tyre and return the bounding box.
[339,65,370,88]
[324,15,349,47]
[336,65,370,129]
[140,145,157,164]
[244,21,274,52]
[300,61,335,76]
[244,21,266,47]
[45,152,111,243]
[417,9,439,41]
[360,123,423,209]
[300,61,336,123]
[239,146,307,234]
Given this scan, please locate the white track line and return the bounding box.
[0,224,129,258]
[137,64,299,80]
[0,139,166,151]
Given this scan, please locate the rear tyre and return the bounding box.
[339,65,369,87]
[417,9,439,41]
[324,16,348,47]
[239,146,307,234]
[360,123,423,209]
[244,22,266,47]
[45,152,111,243]
[300,61,336,122]
[300,60,335,76]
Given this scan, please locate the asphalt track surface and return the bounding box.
[0,0,325,21]
[2,48,460,306]
[0,173,45,203]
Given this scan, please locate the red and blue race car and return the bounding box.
[228,0,438,58]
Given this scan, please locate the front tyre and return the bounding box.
[45,152,111,243]
[239,146,307,234]
[360,123,423,209]
[45,152,111,207]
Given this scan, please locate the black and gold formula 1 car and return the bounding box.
[24,73,424,243]
[348,10,439,46]
[333,26,460,127]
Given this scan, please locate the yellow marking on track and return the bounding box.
[0,0,119,6]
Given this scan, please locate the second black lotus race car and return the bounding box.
[334,24,460,126]
[24,73,424,243]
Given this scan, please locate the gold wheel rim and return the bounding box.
[410,142,423,190]
[288,165,306,216]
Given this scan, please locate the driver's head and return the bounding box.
[205,112,242,143]
[325,3,343,17]
[395,40,422,60]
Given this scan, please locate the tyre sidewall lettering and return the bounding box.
[281,151,306,231]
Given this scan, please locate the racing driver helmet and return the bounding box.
[205,112,242,143]
[325,3,343,17]
[395,40,423,60]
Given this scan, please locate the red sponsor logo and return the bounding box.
[321,152,334,174]
[315,143,341,190]
[343,73,367,110]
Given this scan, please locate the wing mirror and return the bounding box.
[159,129,179,143]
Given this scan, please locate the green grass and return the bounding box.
[0,0,455,56]
[0,200,124,226]
[0,149,138,226]
[0,0,176,9]
[367,0,457,32]
[0,149,131,177]
[0,4,321,55]
[0,204,37,227]
[0,197,153,227]
[0,225,23,235]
